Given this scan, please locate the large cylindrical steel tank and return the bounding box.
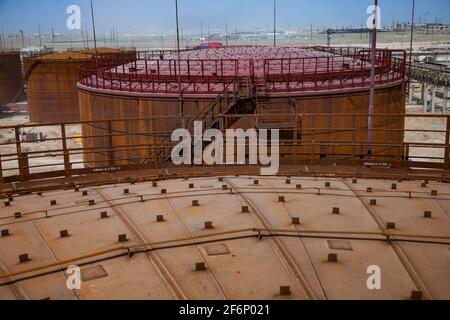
[0,51,22,105]
[78,90,213,168]
[255,85,405,162]
[77,46,406,168]
[25,48,136,123]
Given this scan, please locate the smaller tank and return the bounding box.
[0,50,23,105]
[25,48,137,123]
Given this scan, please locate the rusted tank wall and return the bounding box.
[27,56,88,123]
[258,85,405,162]
[78,89,213,167]
[0,51,22,105]
[26,49,137,123]
[79,83,404,168]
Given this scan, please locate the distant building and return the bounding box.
[194,42,223,50]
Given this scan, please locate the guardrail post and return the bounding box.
[107,121,115,167]
[14,127,27,181]
[352,114,357,163]
[293,114,299,166]
[18,152,30,180]
[404,143,410,161]
[0,154,3,184]
[445,116,450,169]
[61,124,72,177]
[310,115,315,164]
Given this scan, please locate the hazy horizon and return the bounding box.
[0,0,449,36]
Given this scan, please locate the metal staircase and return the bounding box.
[255,78,297,130]
[145,79,253,164]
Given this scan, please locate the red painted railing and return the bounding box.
[78,48,406,95]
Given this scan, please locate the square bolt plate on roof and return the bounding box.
[118,234,128,243]
[88,200,95,206]
[278,196,286,203]
[4,201,10,207]
[50,200,57,206]
[325,182,331,188]
[100,211,109,219]
[254,180,259,186]
[218,177,224,182]
[204,221,214,229]
[431,190,438,196]
[123,189,130,195]
[286,179,291,185]
[424,211,432,219]
[332,207,340,215]
[14,212,22,219]
[367,187,373,193]
[19,253,30,264]
[189,183,194,189]
[280,286,292,296]
[391,183,397,190]
[292,217,300,225]
[82,191,88,196]
[222,185,228,191]
[195,262,207,271]
[156,215,165,222]
[411,291,423,300]
[296,184,302,190]
[161,189,167,194]
[152,182,158,187]
[370,199,377,206]
[352,179,358,184]
[421,182,427,188]
[192,200,200,207]
[386,222,396,230]
[1,229,11,237]
[60,230,70,238]
[328,253,338,262]
[242,206,250,213]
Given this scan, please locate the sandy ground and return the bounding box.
[405,105,446,162]
[0,112,84,177]
[405,83,449,162]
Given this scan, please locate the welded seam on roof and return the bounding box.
[0,261,30,299]
[163,195,229,300]
[264,177,328,300]
[225,178,318,300]
[341,178,434,300]
[29,219,80,300]
[96,188,187,300]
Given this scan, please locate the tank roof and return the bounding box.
[0,175,448,300]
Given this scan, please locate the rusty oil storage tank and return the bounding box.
[25,48,136,123]
[77,46,406,168]
[0,50,23,106]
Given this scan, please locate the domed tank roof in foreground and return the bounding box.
[0,176,449,300]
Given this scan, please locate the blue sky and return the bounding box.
[0,0,449,34]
